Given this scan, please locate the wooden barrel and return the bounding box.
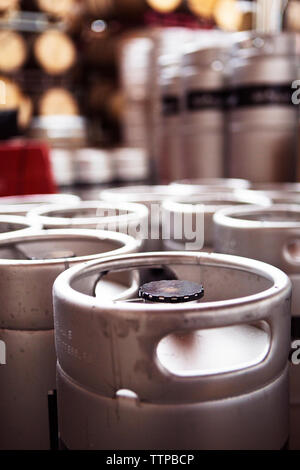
[38,87,79,116]
[0,76,32,128]
[214,0,253,31]
[34,30,76,75]
[36,0,76,17]
[147,0,182,14]
[0,30,27,73]
[0,0,19,11]
[85,0,113,16]
[187,0,217,18]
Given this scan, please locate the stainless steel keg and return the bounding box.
[54,251,291,450]
[28,201,148,239]
[157,54,183,183]
[213,205,300,449]
[0,229,140,450]
[171,177,251,193]
[227,32,298,182]
[112,147,150,183]
[0,194,80,216]
[162,191,270,251]
[0,215,40,239]
[100,185,183,251]
[246,182,300,204]
[182,46,227,179]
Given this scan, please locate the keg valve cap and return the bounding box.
[139,280,204,303]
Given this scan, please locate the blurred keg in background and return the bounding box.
[162,190,270,251]
[0,194,80,216]
[119,35,154,150]
[49,149,75,189]
[181,45,228,179]
[29,116,87,149]
[111,147,150,183]
[0,229,140,449]
[54,251,290,450]
[149,27,195,182]
[73,148,114,199]
[214,205,300,449]
[156,53,183,182]
[227,32,298,183]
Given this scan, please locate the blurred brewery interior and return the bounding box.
[0,0,299,196]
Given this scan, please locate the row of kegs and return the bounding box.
[1,178,300,450]
[152,31,300,183]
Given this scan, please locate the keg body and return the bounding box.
[54,252,291,450]
[182,47,227,179]
[214,205,300,449]
[227,33,298,183]
[157,55,183,183]
[0,229,140,450]
[0,194,80,216]
[162,191,270,251]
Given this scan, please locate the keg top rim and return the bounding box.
[0,193,80,214]
[162,192,270,212]
[100,185,181,203]
[0,228,140,265]
[54,251,290,321]
[214,204,300,229]
[171,178,250,190]
[27,201,149,226]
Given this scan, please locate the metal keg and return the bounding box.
[54,251,291,450]
[213,205,300,449]
[0,215,40,239]
[162,191,270,251]
[112,147,150,183]
[0,194,80,216]
[100,185,184,251]
[181,46,227,179]
[157,54,183,183]
[0,228,140,450]
[50,148,75,188]
[28,201,149,247]
[246,183,300,204]
[227,32,298,183]
[170,177,251,193]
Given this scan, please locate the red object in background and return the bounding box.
[0,140,57,197]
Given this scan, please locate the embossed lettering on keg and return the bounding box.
[0,229,140,450]
[53,251,291,450]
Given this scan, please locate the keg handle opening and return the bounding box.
[282,239,300,269]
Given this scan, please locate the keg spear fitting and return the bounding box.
[139,280,204,304]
